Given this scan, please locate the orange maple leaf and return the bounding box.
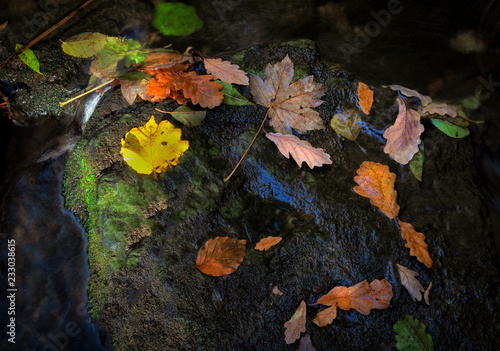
[195,236,247,276]
[353,161,400,219]
[250,55,327,134]
[357,82,373,115]
[284,300,307,344]
[398,220,433,268]
[204,58,249,85]
[383,97,424,165]
[255,236,282,251]
[312,279,393,327]
[265,132,332,169]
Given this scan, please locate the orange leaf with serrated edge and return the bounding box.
[195,237,247,276]
[398,220,433,268]
[353,161,400,219]
[383,97,424,165]
[266,132,332,168]
[357,82,373,115]
[255,236,282,251]
[284,300,306,344]
[312,279,393,327]
[204,58,249,85]
[250,55,327,134]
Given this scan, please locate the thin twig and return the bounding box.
[0,0,95,70]
[60,79,114,106]
[224,108,270,182]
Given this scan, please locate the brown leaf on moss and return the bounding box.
[398,220,433,268]
[284,300,306,344]
[204,58,249,85]
[357,82,373,115]
[195,236,247,276]
[312,279,393,327]
[353,161,400,219]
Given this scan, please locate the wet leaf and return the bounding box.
[396,264,425,302]
[313,279,393,327]
[250,55,327,134]
[0,21,7,31]
[15,44,42,75]
[195,236,247,276]
[430,119,469,138]
[205,58,249,85]
[152,2,203,36]
[394,315,434,351]
[398,220,433,268]
[156,106,206,127]
[421,102,458,118]
[409,144,424,182]
[120,78,149,105]
[255,236,282,251]
[219,80,254,106]
[273,286,283,296]
[330,110,362,141]
[353,161,400,219]
[265,132,332,169]
[424,282,432,305]
[61,32,109,58]
[388,85,432,106]
[384,97,425,165]
[297,334,317,351]
[120,116,189,175]
[284,300,306,344]
[140,49,194,71]
[90,37,144,78]
[357,82,373,114]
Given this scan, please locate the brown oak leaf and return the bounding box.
[312,279,393,327]
[396,264,425,302]
[204,58,249,85]
[383,97,425,165]
[398,220,433,268]
[255,236,282,251]
[266,132,332,168]
[357,82,374,115]
[250,55,327,134]
[195,236,247,276]
[388,85,432,106]
[284,300,307,344]
[421,102,458,117]
[353,161,400,219]
[297,334,317,351]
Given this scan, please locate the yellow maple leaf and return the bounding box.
[120,115,189,175]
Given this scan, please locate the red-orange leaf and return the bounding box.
[284,300,306,344]
[204,58,249,85]
[353,161,400,219]
[357,82,373,115]
[266,132,332,169]
[195,236,247,276]
[312,279,393,327]
[383,97,424,165]
[398,220,433,268]
[255,236,282,251]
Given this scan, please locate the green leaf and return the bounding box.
[159,106,206,127]
[15,44,42,75]
[431,119,469,138]
[409,143,424,181]
[61,32,109,58]
[330,110,362,141]
[91,37,144,78]
[219,80,254,106]
[394,315,434,351]
[152,2,203,36]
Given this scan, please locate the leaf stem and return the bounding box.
[60,79,114,106]
[224,107,270,182]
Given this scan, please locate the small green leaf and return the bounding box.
[159,106,206,127]
[330,110,362,141]
[219,80,253,106]
[394,315,434,351]
[61,32,109,58]
[91,37,144,78]
[431,119,469,138]
[152,2,203,36]
[15,44,42,75]
[409,144,424,182]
